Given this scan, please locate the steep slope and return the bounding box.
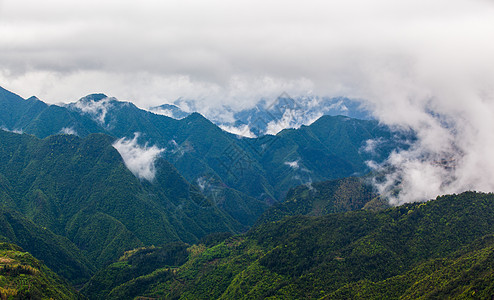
[256,177,382,224]
[0,129,241,268]
[326,234,494,299]
[0,86,407,226]
[0,242,82,299]
[81,242,189,299]
[83,192,494,299]
[0,207,94,284]
[0,87,46,130]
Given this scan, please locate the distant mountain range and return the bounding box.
[149,93,372,137]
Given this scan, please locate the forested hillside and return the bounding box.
[0,86,408,223]
[81,192,494,299]
[0,129,240,276]
[0,242,82,299]
[256,176,383,224]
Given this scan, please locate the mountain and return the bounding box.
[0,129,241,270]
[0,86,408,226]
[149,103,191,119]
[0,207,94,284]
[81,242,189,299]
[0,242,82,299]
[256,177,383,224]
[165,94,372,137]
[81,192,494,299]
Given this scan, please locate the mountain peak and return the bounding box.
[79,93,109,102]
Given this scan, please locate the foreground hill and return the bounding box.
[0,207,93,284]
[0,129,240,276]
[0,242,82,299]
[82,192,494,299]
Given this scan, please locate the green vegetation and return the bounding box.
[256,176,384,224]
[82,242,188,299]
[0,86,408,227]
[0,207,94,285]
[4,86,491,299]
[0,242,82,299]
[82,192,494,299]
[0,129,241,281]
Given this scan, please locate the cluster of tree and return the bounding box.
[0,242,81,299]
[82,192,494,299]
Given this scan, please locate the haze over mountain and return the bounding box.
[0,86,406,210]
[150,94,372,137]
[2,82,494,298]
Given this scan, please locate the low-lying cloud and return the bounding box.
[219,124,257,138]
[60,127,77,135]
[72,96,113,125]
[364,54,494,205]
[112,133,164,181]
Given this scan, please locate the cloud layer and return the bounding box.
[1,0,492,108]
[112,133,164,181]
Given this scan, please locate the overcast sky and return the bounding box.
[0,0,492,109]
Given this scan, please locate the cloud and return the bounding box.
[265,108,323,135]
[71,96,113,125]
[361,138,384,155]
[364,50,494,205]
[60,127,77,135]
[219,124,257,138]
[284,160,299,170]
[112,133,164,181]
[2,0,491,110]
[0,126,23,134]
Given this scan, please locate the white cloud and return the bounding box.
[0,126,23,134]
[72,96,113,125]
[284,160,299,170]
[265,109,323,135]
[362,138,384,155]
[365,54,494,205]
[219,124,256,138]
[60,127,77,135]
[112,133,164,181]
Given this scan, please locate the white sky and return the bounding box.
[1,0,493,109]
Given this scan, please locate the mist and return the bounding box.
[112,133,164,181]
[363,50,494,205]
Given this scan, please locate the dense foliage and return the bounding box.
[0,129,240,281]
[0,207,93,284]
[0,86,409,227]
[83,192,494,299]
[0,242,82,299]
[82,242,189,299]
[256,176,384,224]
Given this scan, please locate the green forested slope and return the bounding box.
[0,86,407,227]
[0,242,82,299]
[0,129,240,272]
[83,192,494,299]
[256,176,382,224]
[0,208,94,284]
